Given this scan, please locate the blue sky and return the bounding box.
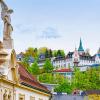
[0,0,100,55]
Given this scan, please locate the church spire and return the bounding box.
[78,38,84,52]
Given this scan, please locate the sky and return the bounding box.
[0,0,100,55]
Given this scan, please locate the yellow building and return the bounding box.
[0,41,51,100]
[84,90,100,100]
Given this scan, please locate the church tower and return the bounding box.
[73,48,80,67]
[78,38,84,55]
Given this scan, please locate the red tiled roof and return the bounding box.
[18,62,50,94]
[54,68,72,72]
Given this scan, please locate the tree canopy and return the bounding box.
[43,58,54,73]
[28,61,40,75]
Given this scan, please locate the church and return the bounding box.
[52,38,100,74]
[0,0,51,100]
[65,38,100,71]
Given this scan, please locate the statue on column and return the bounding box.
[0,0,13,40]
[0,0,14,49]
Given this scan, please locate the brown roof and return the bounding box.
[18,63,50,94]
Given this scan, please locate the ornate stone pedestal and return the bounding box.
[3,39,13,49]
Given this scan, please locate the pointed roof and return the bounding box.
[78,38,84,52]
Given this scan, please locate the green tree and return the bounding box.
[34,48,38,58]
[53,50,57,57]
[25,47,38,59]
[38,47,48,55]
[60,50,65,57]
[57,50,62,57]
[28,61,40,75]
[21,56,30,68]
[54,81,73,94]
[45,49,49,58]
[56,50,65,57]
[72,67,100,90]
[43,59,54,73]
[49,49,53,58]
[39,73,67,84]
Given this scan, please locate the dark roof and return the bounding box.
[39,54,45,59]
[37,59,46,63]
[66,52,74,59]
[53,56,65,61]
[85,90,100,95]
[28,56,34,63]
[18,63,51,94]
[80,55,95,61]
[66,52,94,61]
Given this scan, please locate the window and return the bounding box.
[19,94,25,100]
[30,96,35,100]
[39,98,43,100]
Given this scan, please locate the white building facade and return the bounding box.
[52,39,100,71]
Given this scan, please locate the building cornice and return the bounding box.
[0,77,51,97]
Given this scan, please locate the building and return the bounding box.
[0,39,51,100]
[52,38,100,78]
[51,38,100,71]
[66,38,97,71]
[0,0,51,100]
[0,41,51,100]
[37,59,46,68]
[16,52,24,61]
[85,90,100,100]
[52,56,66,69]
[16,38,100,76]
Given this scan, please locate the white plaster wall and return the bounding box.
[53,60,66,69]
[66,59,74,68]
[79,60,95,66]
[15,87,50,100]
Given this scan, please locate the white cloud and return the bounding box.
[37,27,61,39]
